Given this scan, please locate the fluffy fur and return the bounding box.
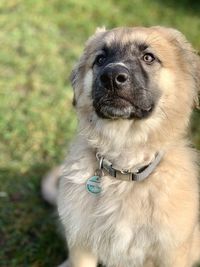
[55,27,200,267]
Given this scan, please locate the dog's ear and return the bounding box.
[193,52,200,109]
[155,27,200,109]
[70,63,79,106]
[172,32,200,110]
[70,53,86,107]
[70,27,107,106]
[168,29,200,109]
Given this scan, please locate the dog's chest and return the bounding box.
[60,178,158,266]
[91,208,156,267]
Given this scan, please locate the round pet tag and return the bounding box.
[86,175,101,195]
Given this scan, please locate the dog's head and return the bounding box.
[71,27,200,139]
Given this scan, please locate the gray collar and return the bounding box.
[96,152,163,182]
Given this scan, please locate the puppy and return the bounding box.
[56,27,200,267]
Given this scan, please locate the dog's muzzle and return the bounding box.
[92,62,158,120]
[100,64,129,91]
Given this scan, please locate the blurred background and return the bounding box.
[0,0,199,266]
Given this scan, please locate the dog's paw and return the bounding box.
[57,259,71,267]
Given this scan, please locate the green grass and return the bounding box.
[0,0,199,266]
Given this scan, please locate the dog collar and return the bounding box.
[96,152,163,182]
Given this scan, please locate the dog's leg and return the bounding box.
[65,247,98,267]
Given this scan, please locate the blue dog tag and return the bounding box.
[86,175,101,195]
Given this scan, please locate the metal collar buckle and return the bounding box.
[120,169,130,174]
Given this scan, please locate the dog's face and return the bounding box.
[92,35,161,120]
[71,27,200,131]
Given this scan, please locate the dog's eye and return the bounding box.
[95,54,106,66]
[143,53,155,64]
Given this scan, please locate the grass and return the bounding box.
[0,0,199,266]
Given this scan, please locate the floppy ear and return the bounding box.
[70,26,107,106]
[70,51,87,107]
[70,63,79,106]
[156,27,200,109]
[193,52,200,109]
[183,44,200,110]
[171,29,200,109]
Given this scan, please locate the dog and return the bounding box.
[43,26,200,267]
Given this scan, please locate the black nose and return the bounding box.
[100,65,129,89]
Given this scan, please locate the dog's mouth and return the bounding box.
[93,96,154,120]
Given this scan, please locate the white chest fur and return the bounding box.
[58,165,163,267]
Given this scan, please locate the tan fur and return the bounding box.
[57,27,200,267]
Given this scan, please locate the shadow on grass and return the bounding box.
[0,164,67,267]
